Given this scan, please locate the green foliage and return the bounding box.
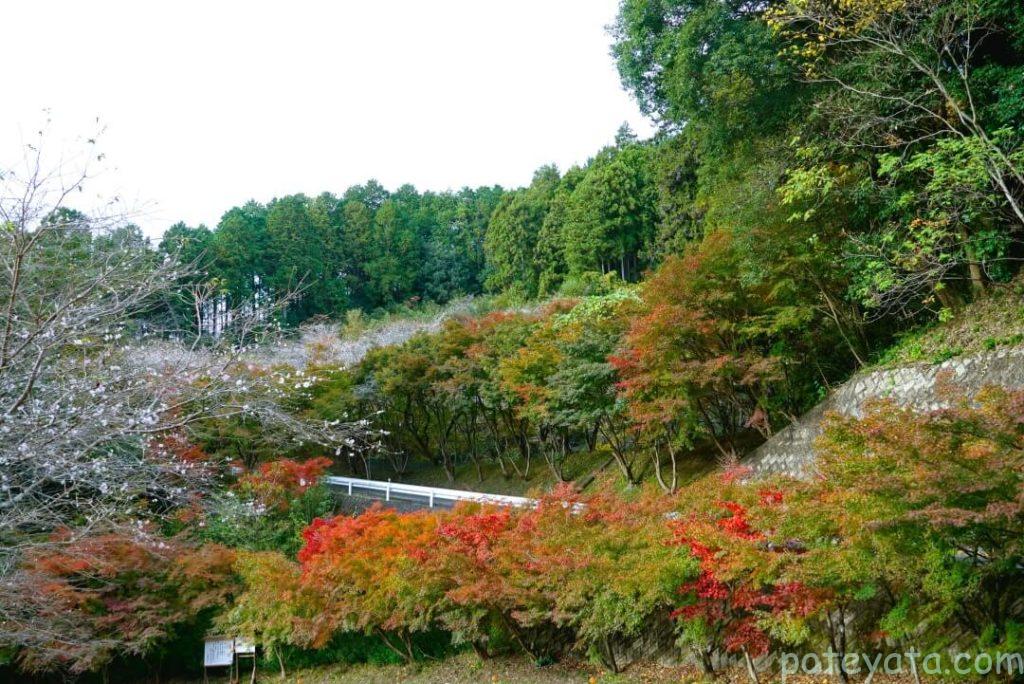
[216,550,310,669]
[484,166,561,298]
[485,137,663,299]
[612,0,800,146]
[198,485,335,558]
[870,275,1024,367]
[266,194,349,325]
[810,386,1024,644]
[562,145,657,282]
[275,631,454,669]
[18,0,1024,680]
[163,182,507,332]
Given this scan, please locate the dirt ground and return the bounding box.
[185,652,955,684]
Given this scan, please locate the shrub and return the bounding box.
[199,484,334,557]
[668,471,821,679]
[238,457,334,511]
[511,486,692,672]
[297,506,447,662]
[8,533,235,675]
[806,385,1024,652]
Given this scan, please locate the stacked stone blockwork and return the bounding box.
[744,347,1024,478]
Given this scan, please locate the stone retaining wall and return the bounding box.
[743,346,1024,478]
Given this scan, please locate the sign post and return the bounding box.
[203,636,234,683]
[235,637,257,683]
[203,636,257,683]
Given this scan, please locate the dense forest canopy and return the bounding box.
[156,122,664,329]
[158,183,504,327]
[152,0,1024,347]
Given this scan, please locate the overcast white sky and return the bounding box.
[2,0,653,238]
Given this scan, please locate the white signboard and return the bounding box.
[204,637,234,667]
[235,638,256,655]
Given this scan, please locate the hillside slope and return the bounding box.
[745,344,1024,478]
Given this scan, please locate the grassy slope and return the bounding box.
[397,445,719,498]
[870,278,1024,368]
[349,284,1024,497]
[397,448,612,497]
[401,278,1024,498]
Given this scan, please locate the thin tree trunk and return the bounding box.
[693,645,715,675]
[401,630,415,663]
[598,416,638,484]
[603,635,619,673]
[819,284,866,368]
[962,226,986,296]
[742,647,760,684]
[652,443,673,494]
[376,629,414,664]
[500,614,538,661]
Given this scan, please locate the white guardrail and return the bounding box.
[323,475,535,510]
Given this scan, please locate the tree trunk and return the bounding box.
[586,423,599,452]
[693,645,715,675]
[376,629,414,664]
[962,226,986,296]
[826,608,850,684]
[501,614,539,661]
[603,635,619,674]
[819,286,866,368]
[652,441,678,494]
[401,630,416,663]
[742,647,761,684]
[598,417,639,485]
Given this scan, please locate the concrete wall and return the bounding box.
[743,346,1024,478]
